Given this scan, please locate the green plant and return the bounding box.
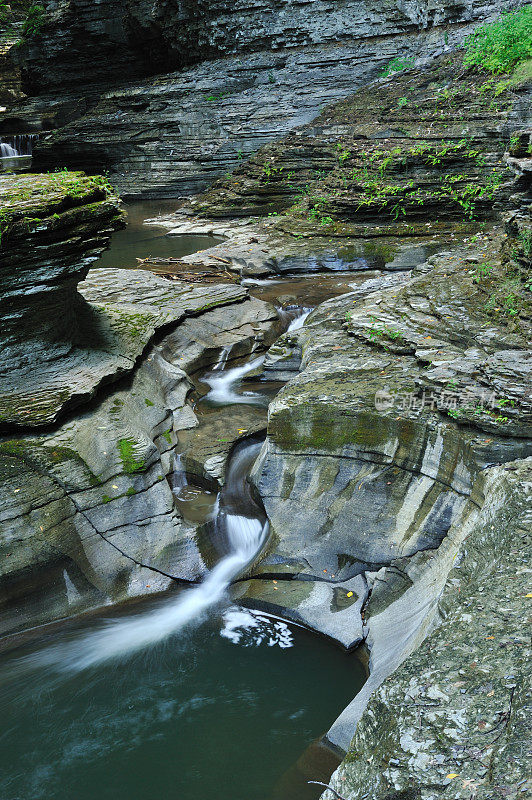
[21,3,45,39]
[397,96,409,108]
[381,56,415,77]
[464,7,532,74]
[336,143,351,163]
[473,262,495,283]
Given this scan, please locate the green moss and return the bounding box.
[144,399,154,407]
[102,494,112,503]
[270,406,400,451]
[0,440,101,486]
[117,438,147,474]
[126,487,136,496]
[162,429,172,445]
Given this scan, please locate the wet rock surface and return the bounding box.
[0,262,248,429]
[0,15,530,799]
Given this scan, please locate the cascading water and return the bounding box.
[0,142,18,158]
[202,354,266,405]
[0,134,39,158]
[212,344,232,371]
[287,308,312,331]
[20,440,267,674]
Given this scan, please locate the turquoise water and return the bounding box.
[0,604,365,800]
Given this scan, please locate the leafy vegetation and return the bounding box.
[464,7,532,73]
[21,3,45,38]
[381,56,415,77]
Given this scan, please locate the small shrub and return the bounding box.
[464,7,532,74]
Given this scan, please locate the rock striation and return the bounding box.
[0,264,279,637]
[4,1,522,196]
[325,457,531,799]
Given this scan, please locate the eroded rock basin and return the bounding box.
[0,600,365,800]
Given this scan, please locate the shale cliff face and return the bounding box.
[4,0,522,197]
[16,0,517,93]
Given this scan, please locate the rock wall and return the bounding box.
[0,264,279,637]
[325,457,531,799]
[17,0,520,94]
[6,0,525,196]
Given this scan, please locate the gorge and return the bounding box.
[0,3,530,800]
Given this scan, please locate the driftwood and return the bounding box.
[135,255,236,283]
[308,781,349,800]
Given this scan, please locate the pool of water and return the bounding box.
[95,201,224,269]
[0,155,32,173]
[0,605,365,800]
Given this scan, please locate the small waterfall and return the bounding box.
[287,308,312,331]
[275,305,313,332]
[22,440,267,673]
[170,451,187,494]
[0,134,39,158]
[0,142,17,158]
[203,355,266,405]
[212,344,233,371]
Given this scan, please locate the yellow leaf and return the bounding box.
[347,591,354,598]
[525,593,532,598]
[446,774,459,780]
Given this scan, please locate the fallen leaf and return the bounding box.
[446,774,459,780]
[347,591,354,598]
[487,690,495,697]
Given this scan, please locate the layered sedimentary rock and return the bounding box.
[4,1,522,196]
[0,264,279,637]
[0,172,126,426]
[326,457,530,798]
[174,51,532,785]
[193,50,531,225]
[236,232,531,641]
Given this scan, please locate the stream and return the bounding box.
[0,202,371,800]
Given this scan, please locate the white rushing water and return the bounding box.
[0,142,18,158]
[23,442,267,673]
[203,355,266,405]
[0,135,39,158]
[287,308,312,331]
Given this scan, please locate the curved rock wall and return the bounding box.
[0,264,279,637]
[8,1,524,196]
[17,0,517,94]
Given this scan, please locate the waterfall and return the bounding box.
[212,344,232,371]
[170,451,187,493]
[0,134,39,158]
[287,308,312,331]
[203,355,266,405]
[23,441,267,673]
[0,142,17,158]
